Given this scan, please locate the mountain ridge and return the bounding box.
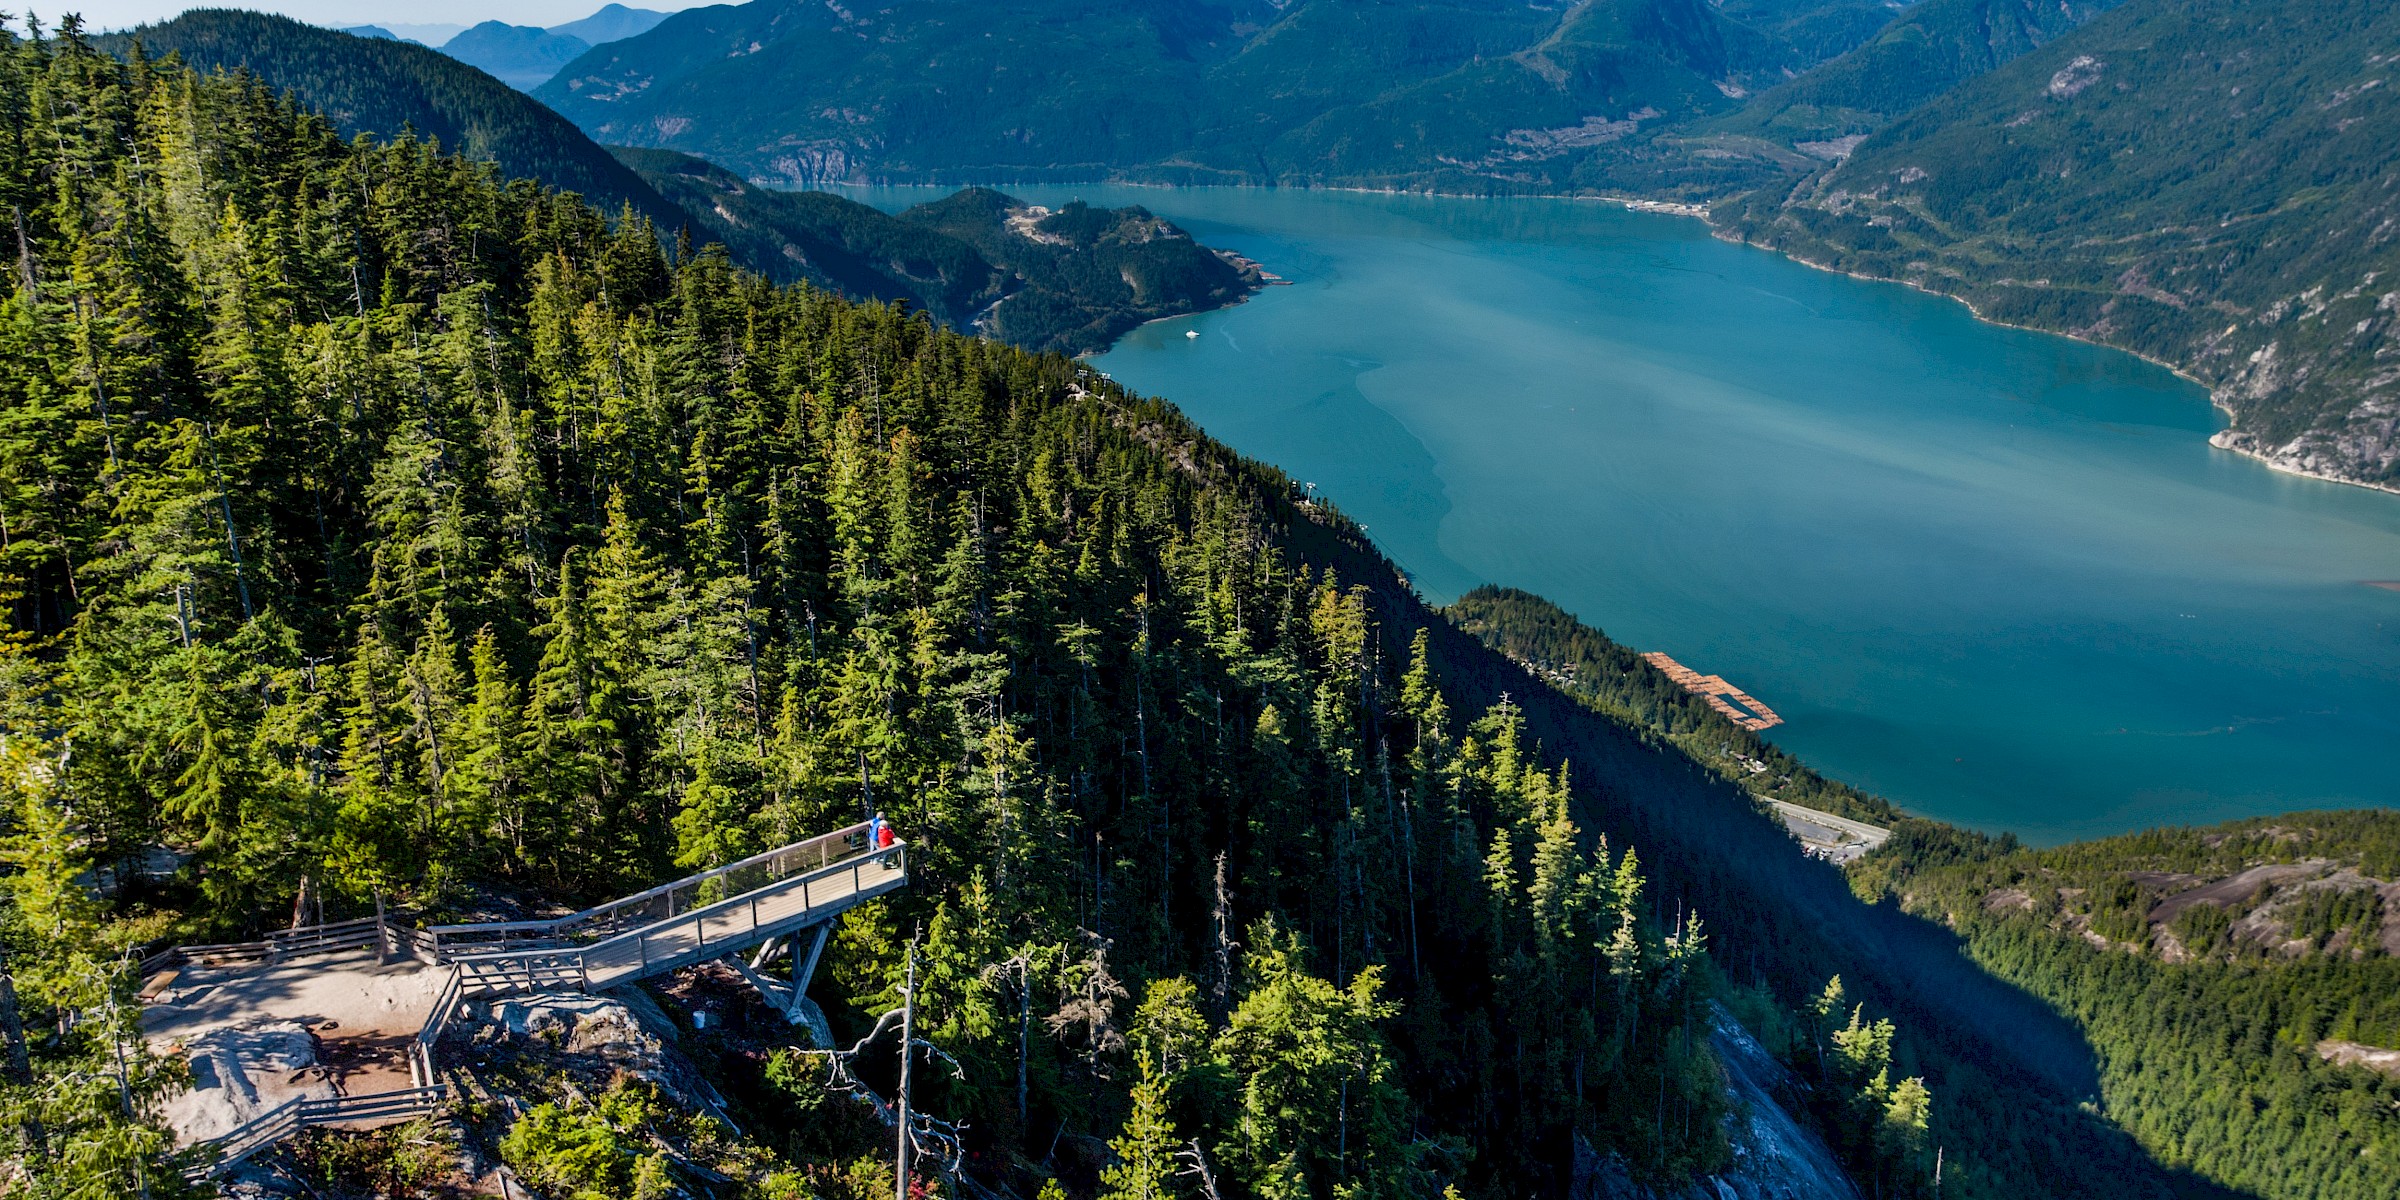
[531,0,1883,190]
[107,8,686,227]
[437,20,592,90]
[548,4,670,46]
[101,11,1268,356]
[613,148,1263,352]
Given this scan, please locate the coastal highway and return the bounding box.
[1762,799,1892,863]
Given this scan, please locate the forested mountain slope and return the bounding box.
[614,146,1011,317]
[0,20,2256,1200]
[1445,586,1909,829]
[97,12,1262,357]
[1720,0,2400,490]
[894,189,1261,354]
[1849,813,2400,1197]
[532,0,1887,190]
[1716,0,1913,66]
[1707,0,2130,157]
[106,8,684,228]
[1558,0,2136,196]
[0,25,1783,1199]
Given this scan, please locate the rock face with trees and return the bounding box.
[1844,812,2400,1200]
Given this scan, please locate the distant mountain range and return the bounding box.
[519,0,2395,485]
[439,21,598,89]
[429,7,672,91]
[339,21,464,46]
[531,0,1882,190]
[549,4,673,46]
[519,0,2148,197]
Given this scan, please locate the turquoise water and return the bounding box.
[844,186,2400,844]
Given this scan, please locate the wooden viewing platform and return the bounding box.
[144,822,906,1179]
[1641,651,1784,731]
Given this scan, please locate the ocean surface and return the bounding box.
[841,185,2400,845]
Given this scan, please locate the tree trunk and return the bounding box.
[0,938,47,1155]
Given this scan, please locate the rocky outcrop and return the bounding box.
[1574,1009,1861,1200]
[2315,1038,2400,1079]
[157,1022,339,1146]
[464,992,733,1124]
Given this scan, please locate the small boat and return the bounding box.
[1186,330,1199,339]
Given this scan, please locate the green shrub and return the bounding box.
[500,1082,678,1200]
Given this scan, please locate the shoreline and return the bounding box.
[1684,224,2400,502]
[827,174,2400,500]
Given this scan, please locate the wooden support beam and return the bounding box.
[726,954,793,1013]
[792,922,831,1005]
[748,935,783,971]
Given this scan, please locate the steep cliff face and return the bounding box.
[1706,1014,1864,1200]
[1574,1010,1863,1200]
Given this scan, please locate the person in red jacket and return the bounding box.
[872,813,899,867]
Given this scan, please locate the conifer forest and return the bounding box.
[0,26,1763,1199]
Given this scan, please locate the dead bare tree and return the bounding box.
[797,997,968,1185]
[1045,931,1127,1082]
[1208,854,1239,1015]
[1177,1139,1225,1200]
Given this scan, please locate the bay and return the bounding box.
[840,185,2400,845]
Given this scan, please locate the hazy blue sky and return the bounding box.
[41,1,718,35]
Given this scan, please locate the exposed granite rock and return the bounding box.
[157,1021,339,1146]
[465,991,731,1124]
[1573,1009,1861,1200]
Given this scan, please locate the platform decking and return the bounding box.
[146,822,906,1178]
[443,825,906,996]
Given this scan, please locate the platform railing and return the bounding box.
[185,1084,450,1180]
[410,967,466,1089]
[156,826,904,1176]
[421,822,876,957]
[141,827,889,978]
[451,840,906,995]
[141,914,392,975]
